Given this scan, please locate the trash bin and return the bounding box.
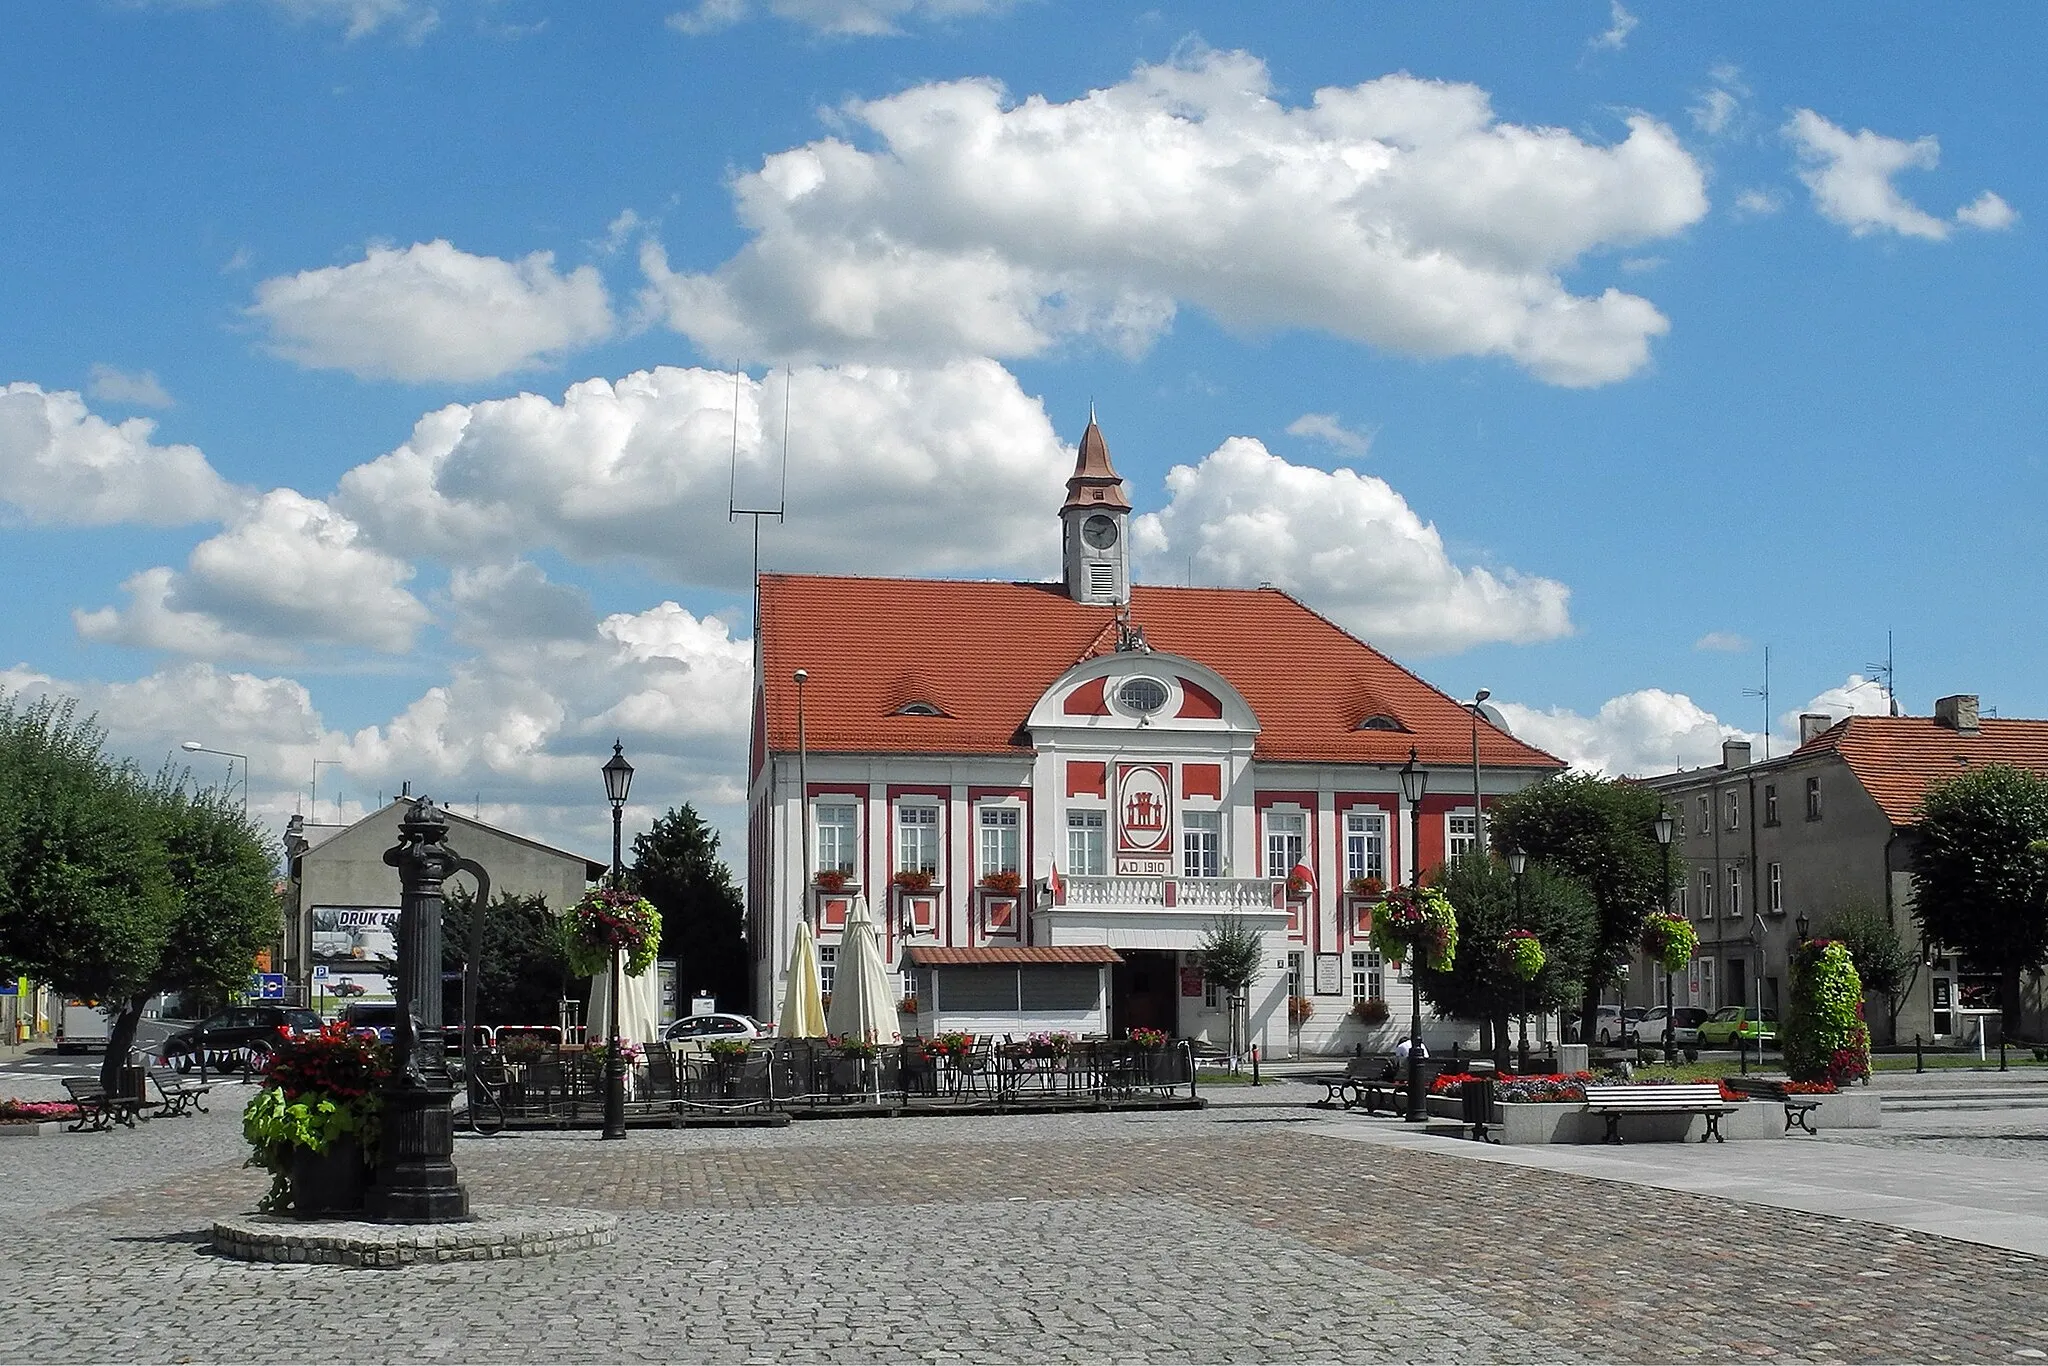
[1459,1073,1497,1141]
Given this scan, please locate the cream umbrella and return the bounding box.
[588,961,662,1047]
[778,917,828,1039]
[824,895,901,1047]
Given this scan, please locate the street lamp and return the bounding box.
[1468,689,1490,859]
[1795,911,1809,944]
[1509,847,1529,1073]
[600,740,634,1142]
[180,741,248,812]
[1398,746,1429,1122]
[1654,808,1675,1062]
[794,668,811,927]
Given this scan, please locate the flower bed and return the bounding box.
[0,1099,81,1123]
[1431,1071,1594,1103]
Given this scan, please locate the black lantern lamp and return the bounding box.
[1508,847,1530,1072]
[1795,911,1810,944]
[1397,747,1429,1121]
[1653,808,1676,1061]
[600,741,634,1142]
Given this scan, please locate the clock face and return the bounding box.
[1081,514,1119,550]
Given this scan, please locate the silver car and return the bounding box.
[1635,1006,1709,1046]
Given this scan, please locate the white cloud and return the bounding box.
[642,52,1707,387]
[1786,109,2016,241]
[1588,1,1636,52]
[133,0,436,41]
[250,240,613,383]
[333,358,1070,585]
[1131,436,1571,655]
[1284,412,1373,457]
[0,383,242,526]
[1689,65,1746,137]
[87,364,173,409]
[1733,188,1783,218]
[75,490,429,660]
[668,0,1010,36]
[1495,689,1749,778]
[1693,631,1749,653]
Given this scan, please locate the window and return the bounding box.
[1675,883,1687,919]
[1674,807,1685,837]
[816,944,837,998]
[1697,795,1710,831]
[1768,861,1782,914]
[1287,951,1304,999]
[1183,810,1221,879]
[814,802,857,876]
[1265,810,1306,879]
[1446,811,1478,861]
[1725,791,1741,831]
[1204,975,1219,1009]
[1764,785,1779,826]
[1344,809,1387,886]
[1350,949,1383,1001]
[1726,866,1743,919]
[978,806,1020,877]
[1805,777,1822,820]
[1066,809,1107,877]
[1116,676,1169,715]
[1696,868,1714,919]
[897,805,940,876]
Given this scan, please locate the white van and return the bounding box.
[55,999,111,1053]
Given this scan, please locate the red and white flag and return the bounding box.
[1047,862,1065,903]
[1289,860,1314,893]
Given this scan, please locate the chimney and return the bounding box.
[1798,713,1833,745]
[1934,695,1980,734]
[1721,739,1752,770]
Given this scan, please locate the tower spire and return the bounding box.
[1061,408,1130,605]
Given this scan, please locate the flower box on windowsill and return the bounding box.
[813,871,860,895]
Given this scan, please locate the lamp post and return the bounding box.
[1469,689,1490,859]
[1509,847,1529,1074]
[794,668,811,927]
[600,740,634,1143]
[180,741,249,812]
[1398,747,1429,1122]
[1654,808,1675,1062]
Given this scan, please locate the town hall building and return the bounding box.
[747,418,1566,1055]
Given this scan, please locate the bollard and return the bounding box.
[1915,1033,1924,1074]
[2001,1039,2009,1072]
[1738,1030,1749,1075]
[1251,1044,1261,1086]
[197,1020,209,1085]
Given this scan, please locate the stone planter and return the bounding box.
[1806,1089,1882,1129]
[0,1120,62,1139]
[1426,1095,1792,1143]
[289,1137,370,1219]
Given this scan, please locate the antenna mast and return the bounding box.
[728,366,790,640]
[1864,630,1897,715]
[1743,644,1771,759]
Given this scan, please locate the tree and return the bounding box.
[629,805,748,1014]
[1195,915,1263,1062]
[441,889,574,1027]
[1486,773,1672,1041]
[1419,854,1598,1067]
[1910,764,2048,1031]
[1814,897,1918,1045]
[0,693,278,1089]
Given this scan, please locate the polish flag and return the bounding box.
[1048,863,1065,903]
[1289,860,1314,893]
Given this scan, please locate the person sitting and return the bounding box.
[1391,1035,1428,1072]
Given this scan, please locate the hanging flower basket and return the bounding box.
[1368,885,1459,971]
[1639,913,1697,974]
[1500,929,1546,982]
[560,885,663,979]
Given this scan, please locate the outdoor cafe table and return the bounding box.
[994,1048,1077,1098]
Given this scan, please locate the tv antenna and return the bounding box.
[1742,644,1771,758]
[1864,630,1898,715]
[728,365,790,639]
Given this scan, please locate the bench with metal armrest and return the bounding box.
[61,1077,147,1132]
[146,1067,211,1117]
[1722,1076,1824,1134]
[1302,1054,1396,1110]
[1582,1082,1736,1144]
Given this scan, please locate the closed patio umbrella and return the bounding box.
[587,959,662,1047]
[778,918,827,1039]
[824,895,900,1047]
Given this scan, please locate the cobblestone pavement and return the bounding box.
[5,1098,2048,1363]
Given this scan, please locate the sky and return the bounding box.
[3,1,2042,864]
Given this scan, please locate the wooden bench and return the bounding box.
[61,1077,147,1132]
[146,1067,211,1118]
[1582,1082,1736,1144]
[1304,1054,1395,1110]
[1724,1077,1823,1134]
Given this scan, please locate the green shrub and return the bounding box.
[1784,939,1871,1085]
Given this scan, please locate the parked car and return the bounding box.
[339,1002,399,1043]
[1635,1006,1711,1046]
[663,1013,770,1045]
[161,1006,323,1071]
[1697,1006,1780,1046]
[1566,1006,1634,1044]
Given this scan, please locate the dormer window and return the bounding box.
[1116,677,1169,715]
[894,701,945,716]
[1355,714,1406,732]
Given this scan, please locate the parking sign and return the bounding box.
[250,973,285,1000]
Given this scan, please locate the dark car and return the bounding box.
[339,1002,399,1044]
[162,1006,322,1072]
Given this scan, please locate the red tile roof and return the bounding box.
[904,945,1124,966]
[758,574,1563,770]
[1794,716,2048,826]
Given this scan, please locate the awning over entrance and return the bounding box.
[903,945,1123,967]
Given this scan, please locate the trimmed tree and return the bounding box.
[630,804,749,1014]
[1420,855,1598,1067]
[1783,938,1871,1085]
[1814,898,1917,1046]
[1486,773,1672,1043]
[1195,915,1264,1061]
[1910,764,2048,1032]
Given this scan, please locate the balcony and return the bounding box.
[1057,875,1283,912]
[1035,876,1288,951]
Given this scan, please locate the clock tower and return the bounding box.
[1061,412,1131,606]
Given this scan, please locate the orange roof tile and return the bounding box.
[904,945,1124,966]
[1793,715,2048,826]
[758,574,1563,771]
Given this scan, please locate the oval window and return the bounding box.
[1116,677,1169,715]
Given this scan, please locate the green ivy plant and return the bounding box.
[242,1085,382,1213]
[1784,938,1872,1086]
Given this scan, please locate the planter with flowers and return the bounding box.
[1344,876,1385,934]
[1127,1027,1170,1050]
[1639,913,1698,974]
[241,1022,390,1217]
[924,1031,974,1061]
[891,870,939,936]
[1350,996,1390,1026]
[891,869,933,893]
[814,869,850,893]
[897,994,920,1016]
[0,1098,80,1138]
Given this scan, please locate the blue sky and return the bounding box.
[2,1,2040,857]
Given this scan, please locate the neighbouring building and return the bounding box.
[1639,695,2048,1043]
[281,796,604,1010]
[747,417,1566,1056]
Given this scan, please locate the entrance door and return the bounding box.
[1724,959,1747,1008]
[1111,950,1178,1038]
